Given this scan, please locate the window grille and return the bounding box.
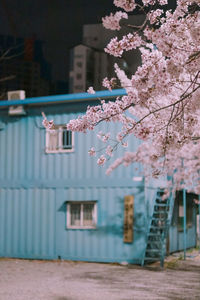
[67,202,97,229]
[46,125,74,153]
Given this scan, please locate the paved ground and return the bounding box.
[0,252,200,300]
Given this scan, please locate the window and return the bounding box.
[46,125,74,153]
[76,61,83,68]
[67,202,97,229]
[76,73,82,80]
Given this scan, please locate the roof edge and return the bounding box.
[0,89,127,108]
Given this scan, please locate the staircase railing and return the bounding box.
[141,188,175,267]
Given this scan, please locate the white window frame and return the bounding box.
[45,125,74,153]
[67,202,97,229]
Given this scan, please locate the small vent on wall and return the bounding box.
[7,90,26,116]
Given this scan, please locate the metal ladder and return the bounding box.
[142,189,174,267]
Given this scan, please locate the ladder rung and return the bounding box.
[146,249,161,252]
[156,198,168,203]
[155,195,164,200]
[147,241,162,245]
[147,241,163,245]
[148,233,162,236]
[152,218,167,221]
[155,204,169,207]
[150,226,167,229]
[144,257,160,261]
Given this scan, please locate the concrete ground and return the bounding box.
[0,251,200,300]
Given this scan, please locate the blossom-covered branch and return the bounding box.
[66,0,200,194]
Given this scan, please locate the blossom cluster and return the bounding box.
[105,33,143,57]
[142,0,167,5]
[102,77,116,91]
[87,87,95,94]
[65,0,200,194]
[102,11,128,31]
[113,0,136,12]
[42,112,54,129]
[148,9,163,24]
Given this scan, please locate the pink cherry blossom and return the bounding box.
[106,145,113,157]
[66,0,200,195]
[87,87,95,94]
[42,112,54,129]
[97,155,106,166]
[116,133,124,142]
[102,11,128,31]
[102,77,116,91]
[105,33,143,57]
[148,9,164,25]
[97,131,111,143]
[113,0,136,12]
[88,147,96,156]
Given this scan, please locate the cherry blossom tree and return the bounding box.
[46,0,200,195]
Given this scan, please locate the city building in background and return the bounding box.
[0,15,145,97]
[69,15,145,93]
[83,16,145,74]
[0,59,50,98]
[69,44,129,93]
[0,35,52,98]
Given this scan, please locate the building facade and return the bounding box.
[69,44,129,93]
[82,16,145,74]
[0,90,197,264]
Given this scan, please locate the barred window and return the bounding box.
[46,125,74,153]
[67,202,97,229]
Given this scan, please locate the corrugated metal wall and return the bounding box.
[1,103,195,261]
[56,186,146,263]
[0,188,56,259]
[0,186,145,262]
[0,112,142,184]
[0,105,146,262]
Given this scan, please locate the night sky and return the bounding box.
[0,0,117,83]
[0,0,177,92]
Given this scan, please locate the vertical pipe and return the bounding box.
[183,189,187,260]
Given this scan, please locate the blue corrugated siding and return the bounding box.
[55,186,146,263]
[0,188,56,259]
[0,105,145,262]
[0,186,146,262]
[1,101,194,262]
[0,111,142,185]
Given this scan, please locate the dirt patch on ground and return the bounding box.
[0,252,200,300]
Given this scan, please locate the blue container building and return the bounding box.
[0,90,197,265]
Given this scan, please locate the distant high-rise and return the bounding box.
[69,16,145,93]
[0,34,51,98]
[69,44,129,94]
[0,59,50,98]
